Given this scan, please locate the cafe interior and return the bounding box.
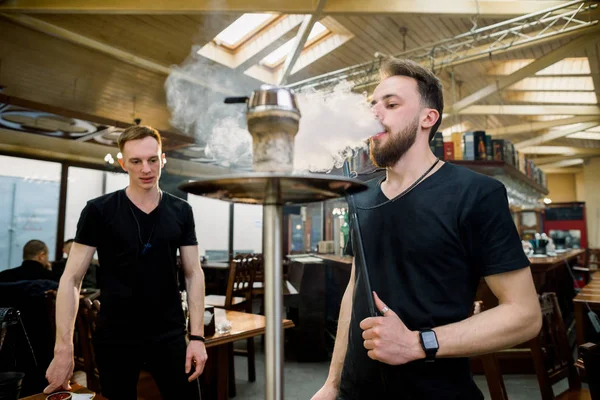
[0,0,600,399]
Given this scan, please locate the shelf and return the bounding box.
[450,160,549,195]
[350,160,549,196]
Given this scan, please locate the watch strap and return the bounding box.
[188,334,206,342]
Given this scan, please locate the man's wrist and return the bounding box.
[54,344,74,356]
[412,331,426,361]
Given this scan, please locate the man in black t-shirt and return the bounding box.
[312,59,542,400]
[44,126,207,399]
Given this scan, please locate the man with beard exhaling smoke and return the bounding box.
[312,59,541,400]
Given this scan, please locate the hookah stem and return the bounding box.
[343,160,378,317]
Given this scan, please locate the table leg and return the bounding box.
[216,345,229,400]
[574,302,585,346]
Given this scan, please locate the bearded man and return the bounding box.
[312,59,542,400]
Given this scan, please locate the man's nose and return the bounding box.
[142,162,151,172]
[372,104,383,121]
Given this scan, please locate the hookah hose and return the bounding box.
[343,160,389,392]
[343,160,377,317]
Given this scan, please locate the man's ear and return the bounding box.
[421,108,440,130]
[118,158,127,171]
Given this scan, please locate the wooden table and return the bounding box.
[573,278,600,345]
[20,383,107,400]
[203,309,294,400]
[528,249,586,286]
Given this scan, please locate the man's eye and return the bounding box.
[132,160,139,164]
[386,103,398,109]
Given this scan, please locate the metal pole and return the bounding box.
[264,178,284,400]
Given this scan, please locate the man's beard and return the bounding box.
[369,117,419,168]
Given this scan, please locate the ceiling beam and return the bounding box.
[0,0,570,16]
[486,116,600,136]
[447,32,600,114]
[514,121,600,149]
[585,42,600,103]
[1,13,237,96]
[279,0,327,85]
[532,152,600,165]
[456,105,600,116]
[518,146,600,155]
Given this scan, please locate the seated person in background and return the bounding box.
[0,239,57,283]
[52,238,98,288]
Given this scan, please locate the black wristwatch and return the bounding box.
[419,329,439,362]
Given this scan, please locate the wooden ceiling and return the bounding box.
[0,0,599,173]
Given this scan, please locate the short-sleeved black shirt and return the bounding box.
[340,162,530,400]
[75,189,197,343]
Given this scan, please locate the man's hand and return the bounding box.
[44,350,74,394]
[185,340,208,381]
[359,292,424,365]
[311,382,338,400]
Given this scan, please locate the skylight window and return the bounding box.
[214,13,276,49]
[261,22,329,68]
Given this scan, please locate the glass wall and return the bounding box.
[187,195,230,261]
[0,155,61,270]
[65,167,104,242]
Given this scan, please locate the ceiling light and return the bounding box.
[544,198,552,205]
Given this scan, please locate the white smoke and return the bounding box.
[294,82,383,171]
[165,50,383,172]
[165,48,254,168]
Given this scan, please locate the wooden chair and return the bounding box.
[532,292,582,400]
[205,254,258,384]
[252,254,300,312]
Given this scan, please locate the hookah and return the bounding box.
[180,85,367,400]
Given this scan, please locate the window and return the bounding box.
[65,167,104,242]
[234,204,263,254]
[214,13,278,50]
[187,195,230,260]
[0,156,61,269]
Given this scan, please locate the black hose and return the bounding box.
[343,160,378,317]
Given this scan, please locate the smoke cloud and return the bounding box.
[294,82,383,171]
[165,50,383,172]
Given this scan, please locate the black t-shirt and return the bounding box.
[340,162,530,400]
[0,260,58,283]
[75,189,197,343]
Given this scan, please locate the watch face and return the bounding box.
[422,331,438,349]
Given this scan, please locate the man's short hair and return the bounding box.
[23,240,48,260]
[379,58,444,142]
[117,125,162,153]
